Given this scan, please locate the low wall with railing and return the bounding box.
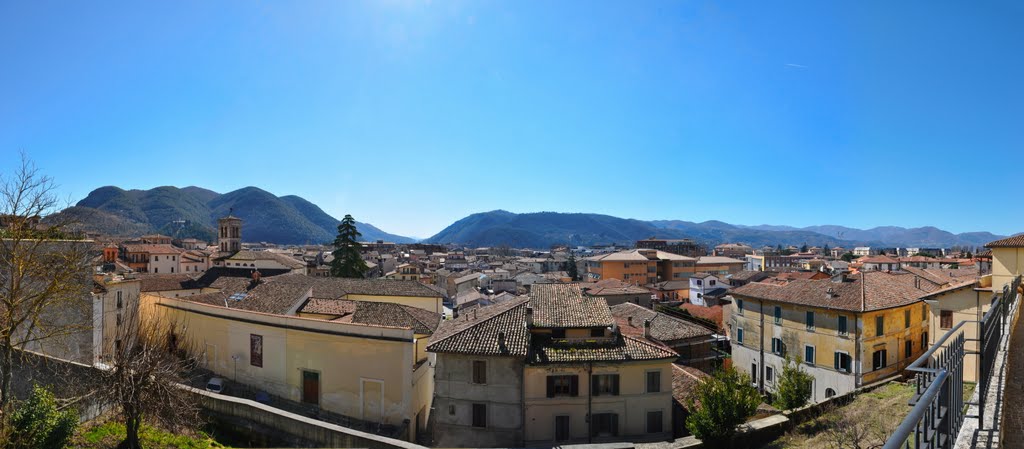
[187,385,426,449]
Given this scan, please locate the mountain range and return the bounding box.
[423,210,1006,249]
[60,187,1008,250]
[58,186,414,244]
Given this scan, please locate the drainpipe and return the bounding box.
[759,299,765,394]
[587,362,593,444]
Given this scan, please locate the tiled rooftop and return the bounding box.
[529,283,614,328]
[731,271,942,312]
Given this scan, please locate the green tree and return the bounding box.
[800,243,809,253]
[685,367,761,447]
[566,253,579,281]
[7,385,78,449]
[841,252,857,262]
[330,215,368,278]
[773,358,814,410]
[823,244,831,256]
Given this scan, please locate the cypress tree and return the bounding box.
[330,215,368,278]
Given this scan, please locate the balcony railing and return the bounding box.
[883,275,1021,449]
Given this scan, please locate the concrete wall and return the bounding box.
[991,247,1024,292]
[432,354,525,447]
[923,282,992,382]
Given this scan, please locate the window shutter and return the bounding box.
[547,377,555,398]
[834,352,840,370]
[592,375,600,396]
[570,375,579,397]
[612,375,620,396]
[611,414,619,436]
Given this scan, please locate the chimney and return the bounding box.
[252,270,262,283]
[825,287,835,300]
[627,316,633,327]
[643,319,652,339]
[498,331,506,346]
[526,306,534,327]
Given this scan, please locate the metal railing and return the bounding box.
[883,275,1021,449]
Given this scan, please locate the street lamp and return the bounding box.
[231,355,240,381]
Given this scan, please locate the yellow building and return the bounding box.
[427,284,677,447]
[920,274,990,382]
[139,270,443,442]
[987,235,1024,292]
[729,271,941,401]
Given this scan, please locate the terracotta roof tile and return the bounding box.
[986,235,1024,248]
[528,334,677,364]
[530,284,614,328]
[610,303,714,342]
[731,271,941,312]
[427,298,530,356]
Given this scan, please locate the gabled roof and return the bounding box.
[696,256,745,265]
[217,250,306,269]
[610,303,714,342]
[426,297,530,356]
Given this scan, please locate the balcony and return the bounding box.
[882,275,1021,449]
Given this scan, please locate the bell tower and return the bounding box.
[218,212,242,253]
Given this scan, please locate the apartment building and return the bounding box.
[728,271,940,401]
[427,284,676,447]
[585,249,696,285]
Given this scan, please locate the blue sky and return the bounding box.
[2,1,1022,238]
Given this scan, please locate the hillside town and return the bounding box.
[9,196,1023,449]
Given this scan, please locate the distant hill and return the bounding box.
[60,186,414,245]
[739,224,1003,248]
[424,211,1005,249]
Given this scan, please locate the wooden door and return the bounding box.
[302,371,319,405]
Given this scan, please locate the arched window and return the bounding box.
[825,388,836,398]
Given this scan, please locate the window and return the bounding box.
[838,315,847,336]
[940,310,953,329]
[154,256,159,261]
[774,306,781,325]
[710,280,716,286]
[696,279,702,286]
[922,332,929,348]
[737,299,744,315]
[751,363,758,384]
[646,371,661,393]
[834,352,851,373]
[170,267,174,273]
[250,334,263,367]
[876,316,885,336]
[905,340,913,359]
[591,413,619,437]
[116,291,123,309]
[591,328,604,338]
[806,311,815,330]
[922,304,927,321]
[805,345,816,365]
[472,403,486,428]
[766,366,774,383]
[826,388,837,398]
[592,374,620,396]
[547,375,578,397]
[737,328,744,344]
[116,313,122,326]
[904,310,911,328]
[771,337,785,356]
[552,328,566,339]
[472,360,487,384]
[872,349,888,371]
[154,267,158,273]
[646,411,664,433]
